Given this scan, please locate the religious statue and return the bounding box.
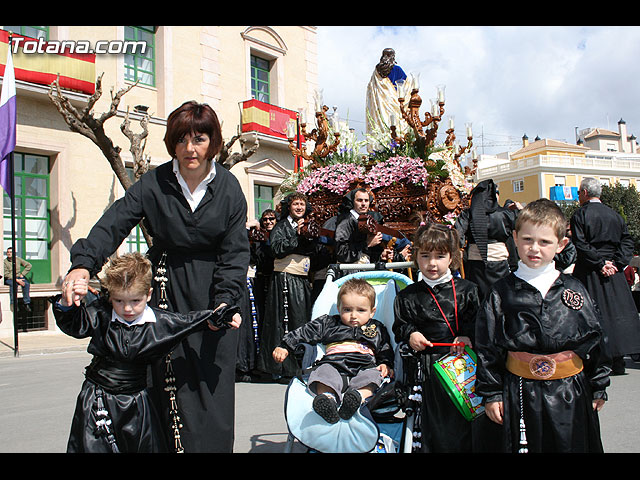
[365,48,418,151]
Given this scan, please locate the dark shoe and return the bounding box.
[312,394,340,424]
[338,389,362,420]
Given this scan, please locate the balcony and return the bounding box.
[478,153,640,179]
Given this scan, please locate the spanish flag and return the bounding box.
[0,30,96,95]
[241,98,298,141]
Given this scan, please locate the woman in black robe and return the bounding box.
[257,193,327,380]
[61,101,249,453]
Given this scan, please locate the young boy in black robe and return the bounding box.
[51,252,238,453]
[272,278,394,424]
[475,198,611,453]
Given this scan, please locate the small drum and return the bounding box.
[433,346,484,421]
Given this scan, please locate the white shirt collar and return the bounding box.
[172,158,217,212]
[350,208,360,220]
[514,260,560,298]
[111,304,157,326]
[421,270,453,288]
[287,215,298,228]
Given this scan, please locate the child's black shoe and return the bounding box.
[338,389,362,420]
[312,393,340,424]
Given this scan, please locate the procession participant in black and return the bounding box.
[335,188,385,266]
[454,179,518,299]
[476,199,610,453]
[52,253,239,453]
[257,192,325,381]
[570,177,640,375]
[237,210,277,382]
[62,101,249,453]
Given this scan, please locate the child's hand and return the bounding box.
[485,400,504,425]
[377,364,393,379]
[451,336,471,355]
[593,398,605,412]
[409,331,431,351]
[272,347,289,363]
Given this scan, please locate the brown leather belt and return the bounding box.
[506,350,583,380]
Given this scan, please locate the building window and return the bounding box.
[3,26,48,40]
[512,179,524,193]
[3,153,51,284]
[251,55,270,103]
[554,176,566,186]
[124,26,155,87]
[619,179,630,188]
[124,167,149,254]
[254,184,274,219]
[600,177,610,186]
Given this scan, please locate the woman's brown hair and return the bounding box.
[163,101,223,161]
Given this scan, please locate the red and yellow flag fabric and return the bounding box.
[0,30,96,95]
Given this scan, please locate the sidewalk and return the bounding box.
[0,331,89,358]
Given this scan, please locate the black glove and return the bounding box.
[208,304,241,330]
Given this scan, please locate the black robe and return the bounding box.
[393,277,480,452]
[475,273,611,453]
[51,295,215,453]
[257,218,318,378]
[236,239,274,375]
[69,161,249,452]
[570,201,640,358]
[454,205,517,299]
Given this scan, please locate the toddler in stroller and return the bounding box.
[280,265,416,453]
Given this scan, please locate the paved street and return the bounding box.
[1,348,638,453]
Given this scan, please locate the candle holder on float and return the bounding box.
[287,93,340,169]
[395,81,446,161]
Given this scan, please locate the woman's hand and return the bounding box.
[62,268,90,307]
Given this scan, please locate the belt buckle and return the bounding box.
[528,355,557,379]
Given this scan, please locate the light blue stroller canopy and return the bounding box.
[284,268,413,453]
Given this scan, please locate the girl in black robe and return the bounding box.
[393,223,480,452]
[61,102,249,452]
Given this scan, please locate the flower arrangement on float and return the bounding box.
[280,76,478,234]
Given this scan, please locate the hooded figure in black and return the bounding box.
[454,179,518,299]
[257,192,330,379]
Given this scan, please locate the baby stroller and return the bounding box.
[283,261,420,453]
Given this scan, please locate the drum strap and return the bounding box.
[428,279,458,338]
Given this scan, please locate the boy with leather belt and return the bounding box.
[475,198,611,453]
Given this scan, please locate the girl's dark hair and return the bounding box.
[413,222,462,271]
[164,101,223,160]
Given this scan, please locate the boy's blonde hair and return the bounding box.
[412,223,462,271]
[515,198,567,241]
[337,278,376,310]
[100,252,153,296]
